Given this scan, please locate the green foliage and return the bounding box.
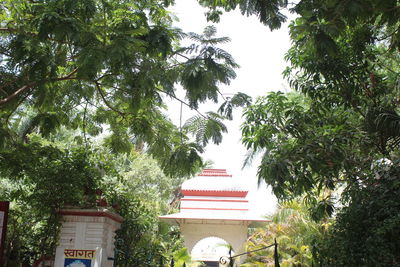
[171,248,193,267]
[161,142,205,178]
[0,137,188,266]
[184,112,227,147]
[0,142,99,265]
[194,0,400,265]
[320,162,400,267]
[200,0,400,52]
[106,192,178,266]
[218,92,252,120]
[182,25,239,109]
[204,0,396,218]
[96,150,191,266]
[199,0,289,30]
[0,0,240,177]
[243,200,327,267]
[118,153,185,204]
[216,0,400,264]
[242,92,367,218]
[0,142,99,209]
[0,12,244,257]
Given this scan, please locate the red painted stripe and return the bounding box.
[180,207,249,211]
[59,210,123,223]
[182,190,248,197]
[181,198,248,203]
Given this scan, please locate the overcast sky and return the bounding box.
[168,0,293,216]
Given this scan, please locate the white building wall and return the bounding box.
[180,200,249,210]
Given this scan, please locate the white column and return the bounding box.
[54,208,123,267]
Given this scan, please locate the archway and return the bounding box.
[180,221,248,260]
[191,236,233,265]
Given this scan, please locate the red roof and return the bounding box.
[198,169,232,177]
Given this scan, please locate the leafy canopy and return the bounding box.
[0,0,248,177]
[202,0,400,210]
[320,162,400,266]
[206,0,400,265]
[244,199,327,267]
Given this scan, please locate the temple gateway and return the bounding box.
[160,169,269,266]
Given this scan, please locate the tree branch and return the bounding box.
[176,52,190,60]
[5,90,31,126]
[217,89,227,101]
[0,28,16,32]
[0,27,72,45]
[0,68,78,106]
[83,101,88,149]
[0,82,35,106]
[94,82,126,116]
[155,88,207,119]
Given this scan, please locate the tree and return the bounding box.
[243,200,327,267]
[98,149,188,266]
[0,135,190,266]
[238,20,399,266]
[198,0,400,210]
[0,1,252,259]
[0,142,100,265]
[199,0,400,153]
[197,0,400,264]
[200,0,400,51]
[0,0,243,177]
[320,161,400,267]
[242,92,363,214]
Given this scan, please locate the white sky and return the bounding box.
[168,0,293,216]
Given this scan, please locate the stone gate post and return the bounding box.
[54,208,123,267]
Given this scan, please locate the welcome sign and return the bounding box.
[64,249,96,267]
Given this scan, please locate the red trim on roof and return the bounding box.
[181,207,249,211]
[181,198,248,203]
[59,210,123,223]
[198,169,232,177]
[181,190,248,197]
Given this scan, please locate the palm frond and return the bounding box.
[183,112,227,147]
[218,92,252,120]
[242,148,263,169]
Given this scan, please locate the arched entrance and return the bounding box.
[180,221,247,262]
[191,236,232,266]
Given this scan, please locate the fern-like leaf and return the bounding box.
[183,112,227,147]
[218,92,252,120]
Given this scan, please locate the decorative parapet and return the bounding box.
[59,208,123,223]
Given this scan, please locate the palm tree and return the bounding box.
[243,200,326,267]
